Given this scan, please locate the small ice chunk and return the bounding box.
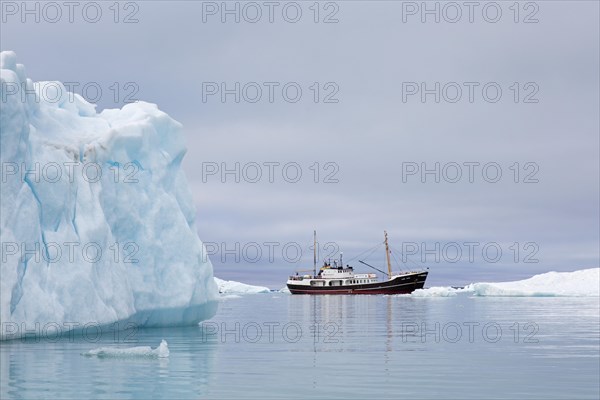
[82,339,169,358]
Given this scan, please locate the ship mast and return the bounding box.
[384,231,392,278]
[313,230,317,277]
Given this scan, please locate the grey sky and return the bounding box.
[2,1,598,288]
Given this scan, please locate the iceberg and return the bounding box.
[214,277,270,295]
[409,268,600,297]
[466,268,600,297]
[82,339,169,358]
[0,51,218,340]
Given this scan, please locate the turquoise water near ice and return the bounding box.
[1,294,599,399]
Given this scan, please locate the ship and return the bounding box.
[286,231,428,295]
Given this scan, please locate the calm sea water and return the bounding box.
[1,294,599,399]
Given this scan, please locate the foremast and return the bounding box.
[313,230,317,277]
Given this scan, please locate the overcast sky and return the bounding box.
[2,1,598,287]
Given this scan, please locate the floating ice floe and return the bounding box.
[82,340,170,358]
[214,278,270,295]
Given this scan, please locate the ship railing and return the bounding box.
[392,270,427,276]
[288,275,320,280]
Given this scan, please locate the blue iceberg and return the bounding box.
[0,51,218,340]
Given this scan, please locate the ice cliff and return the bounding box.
[0,51,218,340]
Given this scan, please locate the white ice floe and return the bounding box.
[409,286,468,297]
[214,278,270,295]
[83,340,170,358]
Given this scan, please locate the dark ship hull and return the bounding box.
[287,271,428,295]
